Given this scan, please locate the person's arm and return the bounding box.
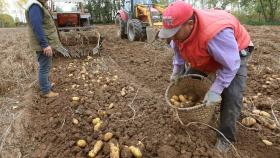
[170,40,185,72]
[28,4,48,49]
[208,28,241,94]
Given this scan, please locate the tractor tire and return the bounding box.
[127,19,144,41]
[115,15,126,39]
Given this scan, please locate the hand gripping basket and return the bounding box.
[165,74,215,124]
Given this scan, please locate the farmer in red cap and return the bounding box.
[159,1,254,153]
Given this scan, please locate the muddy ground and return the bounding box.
[0,25,280,158]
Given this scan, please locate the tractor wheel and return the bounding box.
[115,15,126,39]
[127,19,144,41]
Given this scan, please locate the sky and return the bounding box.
[3,0,87,22]
[4,0,26,22]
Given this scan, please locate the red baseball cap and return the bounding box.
[159,1,193,39]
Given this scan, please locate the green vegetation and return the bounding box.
[85,0,280,25]
[0,14,15,27]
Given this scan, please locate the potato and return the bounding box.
[72,118,79,124]
[88,150,96,158]
[121,88,127,96]
[108,103,114,109]
[178,95,187,102]
[241,117,257,127]
[129,146,142,158]
[170,98,176,103]
[252,109,261,115]
[171,95,179,101]
[92,118,101,125]
[260,111,271,118]
[103,132,113,141]
[267,123,277,130]
[173,101,181,107]
[94,122,102,131]
[262,139,273,146]
[77,139,87,148]
[72,97,80,101]
[109,142,120,158]
[88,140,104,158]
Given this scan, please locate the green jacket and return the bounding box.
[25,0,62,52]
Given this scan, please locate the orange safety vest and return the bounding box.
[175,9,251,73]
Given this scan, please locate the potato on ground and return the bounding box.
[109,142,120,158]
[94,122,102,131]
[72,96,80,101]
[92,117,101,125]
[241,117,256,127]
[104,132,113,141]
[262,139,273,146]
[77,139,87,148]
[88,140,104,158]
[259,111,271,118]
[129,146,142,158]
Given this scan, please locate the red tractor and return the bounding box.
[47,0,101,57]
[49,0,91,30]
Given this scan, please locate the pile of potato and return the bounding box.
[170,94,202,108]
[74,117,143,157]
[241,109,277,130]
[76,138,142,158]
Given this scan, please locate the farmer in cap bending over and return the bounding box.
[24,0,69,97]
[159,1,253,153]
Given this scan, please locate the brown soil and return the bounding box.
[59,30,100,57]
[1,25,280,158]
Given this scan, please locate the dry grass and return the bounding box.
[0,28,36,157]
[0,28,36,95]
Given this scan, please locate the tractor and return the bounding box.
[48,0,101,57]
[49,0,91,30]
[115,0,169,43]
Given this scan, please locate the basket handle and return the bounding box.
[182,74,206,80]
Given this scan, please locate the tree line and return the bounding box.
[86,0,280,24]
[0,0,279,27]
[0,0,19,27]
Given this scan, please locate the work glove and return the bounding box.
[55,46,71,58]
[170,64,185,84]
[203,90,222,106]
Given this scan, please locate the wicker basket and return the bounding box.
[165,74,215,124]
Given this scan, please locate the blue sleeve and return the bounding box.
[28,4,48,49]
